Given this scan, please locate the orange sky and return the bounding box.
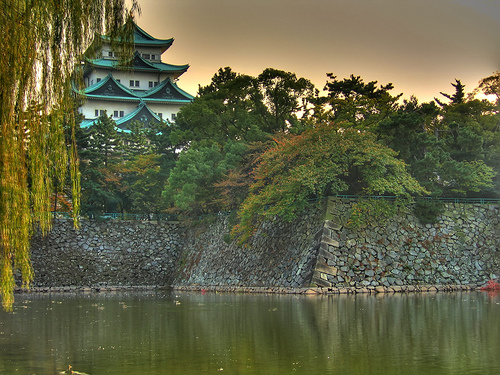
[134,0,500,102]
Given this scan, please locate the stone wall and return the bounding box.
[30,220,184,288]
[310,198,499,290]
[28,198,499,291]
[174,204,325,288]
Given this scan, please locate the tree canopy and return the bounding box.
[158,69,499,242]
[232,122,427,242]
[170,67,316,148]
[316,74,402,130]
[0,0,138,309]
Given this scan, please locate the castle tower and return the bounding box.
[78,23,193,131]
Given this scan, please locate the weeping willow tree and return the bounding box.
[0,0,139,309]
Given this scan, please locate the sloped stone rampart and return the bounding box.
[174,205,325,288]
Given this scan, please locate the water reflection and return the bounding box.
[0,291,498,374]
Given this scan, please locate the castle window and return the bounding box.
[120,111,124,117]
[95,109,99,116]
[158,113,163,119]
[135,80,140,87]
[99,110,105,116]
[171,113,176,121]
[96,78,101,83]
[149,81,153,88]
[151,55,156,60]
[130,80,134,87]
[143,53,150,59]
[113,110,118,117]
[108,51,113,57]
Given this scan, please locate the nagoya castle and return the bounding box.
[78,23,193,131]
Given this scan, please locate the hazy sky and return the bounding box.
[135,0,500,102]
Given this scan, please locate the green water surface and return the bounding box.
[0,291,498,374]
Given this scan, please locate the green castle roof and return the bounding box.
[86,52,189,75]
[114,101,162,131]
[80,101,163,132]
[81,73,194,102]
[101,23,174,53]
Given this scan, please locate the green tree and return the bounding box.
[378,97,439,162]
[123,120,153,157]
[233,122,426,243]
[89,113,122,167]
[435,79,466,107]
[256,68,316,133]
[122,154,166,214]
[477,71,500,100]
[0,0,137,309]
[379,94,496,197]
[163,142,248,215]
[166,67,316,215]
[171,67,317,148]
[171,67,265,148]
[433,81,497,196]
[317,74,402,130]
[80,114,125,214]
[145,119,178,184]
[476,72,500,194]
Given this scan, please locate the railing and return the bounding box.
[52,212,179,221]
[51,195,499,221]
[333,195,500,204]
[334,194,500,204]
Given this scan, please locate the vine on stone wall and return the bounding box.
[413,199,444,224]
[347,198,410,228]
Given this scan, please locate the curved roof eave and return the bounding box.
[132,24,174,53]
[85,55,189,74]
[142,77,194,100]
[170,79,195,100]
[82,73,137,96]
[115,101,162,124]
[83,95,192,104]
[100,23,174,53]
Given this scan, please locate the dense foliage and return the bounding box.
[78,116,172,215]
[74,68,500,247]
[232,123,426,242]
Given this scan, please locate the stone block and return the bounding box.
[324,220,342,231]
[321,236,340,247]
[318,248,335,261]
[311,276,332,288]
[315,263,338,276]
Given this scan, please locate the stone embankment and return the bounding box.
[27,197,499,292]
[173,205,325,288]
[172,284,477,295]
[18,284,475,295]
[30,220,183,288]
[310,198,499,289]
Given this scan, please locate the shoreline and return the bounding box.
[14,283,483,295]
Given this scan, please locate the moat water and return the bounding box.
[0,291,499,374]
